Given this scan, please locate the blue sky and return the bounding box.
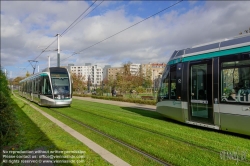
[1,1,250,78]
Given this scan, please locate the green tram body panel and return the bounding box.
[157,101,184,122]
[157,103,250,136]
[219,113,250,136]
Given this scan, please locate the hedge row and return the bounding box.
[0,71,19,153]
[73,93,92,97]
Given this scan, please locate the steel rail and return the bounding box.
[49,108,172,166]
[65,105,250,165]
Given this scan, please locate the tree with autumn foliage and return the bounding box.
[11,76,25,86]
[115,63,150,94]
[71,73,86,93]
[104,62,154,95]
[26,71,31,77]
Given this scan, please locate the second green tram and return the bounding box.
[157,33,250,136]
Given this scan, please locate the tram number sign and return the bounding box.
[178,79,181,83]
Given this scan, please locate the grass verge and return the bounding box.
[51,104,250,166]
[13,94,161,166]
[13,94,250,166]
[72,99,250,155]
[9,95,111,166]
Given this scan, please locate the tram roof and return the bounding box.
[168,33,250,65]
[19,67,69,83]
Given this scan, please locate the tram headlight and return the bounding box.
[55,94,70,99]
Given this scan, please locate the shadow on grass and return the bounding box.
[6,98,74,166]
[120,107,250,140]
[120,107,166,121]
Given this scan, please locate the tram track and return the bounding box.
[48,107,172,166]
[51,104,250,165]
[14,94,250,165]
[69,106,219,153]
[71,102,249,154]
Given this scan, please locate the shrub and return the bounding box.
[0,70,19,156]
[74,94,92,97]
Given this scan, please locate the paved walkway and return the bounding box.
[73,96,156,111]
[15,94,131,166]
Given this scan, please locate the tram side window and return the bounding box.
[32,80,34,93]
[28,82,30,92]
[40,76,52,95]
[158,65,176,100]
[221,59,250,103]
[33,79,37,94]
[40,77,43,94]
[25,81,28,93]
[43,76,52,95]
[170,66,176,99]
[23,82,25,92]
[159,73,169,99]
[36,78,40,93]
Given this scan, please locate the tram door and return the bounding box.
[189,61,213,124]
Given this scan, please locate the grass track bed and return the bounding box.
[45,99,250,166]
[15,95,250,166]
[73,99,250,155]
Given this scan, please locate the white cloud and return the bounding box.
[1,1,250,77]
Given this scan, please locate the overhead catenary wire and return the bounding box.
[24,38,57,69]
[30,0,100,69]
[62,0,104,37]
[61,0,183,61]
[61,0,98,36]
[33,38,57,61]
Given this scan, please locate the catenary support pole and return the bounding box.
[56,34,60,67]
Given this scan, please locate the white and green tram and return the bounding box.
[157,33,250,136]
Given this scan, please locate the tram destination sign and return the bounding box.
[51,73,68,78]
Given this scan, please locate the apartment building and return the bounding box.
[151,63,166,78]
[129,63,141,75]
[107,63,166,81]
[108,67,124,80]
[151,63,166,88]
[103,65,111,80]
[140,63,166,80]
[70,64,103,85]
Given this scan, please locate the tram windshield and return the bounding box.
[51,73,70,95]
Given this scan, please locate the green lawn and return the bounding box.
[41,98,250,166]
[73,100,250,154]
[10,95,111,166]
[12,95,250,166]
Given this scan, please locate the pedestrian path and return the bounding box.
[15,94,131,166]
[73,96,156,111]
